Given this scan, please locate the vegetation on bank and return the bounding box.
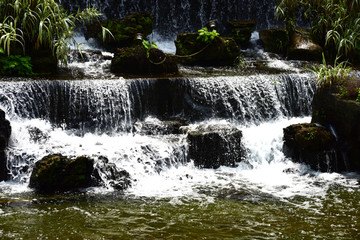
[276,0,360,62]
[276,0,360,101]
[0,0,108,76]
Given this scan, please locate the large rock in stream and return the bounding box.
[0,109,11,181]
[283,123,345,172]
[29,154,131,193]
[175,33,239,66]
[182,123,245,169]
[111,45,178,76]
[311,87,360,171]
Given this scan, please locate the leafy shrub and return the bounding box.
[357,89,360,102]
[0,48,33,76]
[197,27,220,43]
[0,0,109,66]
[275,0,360,62]
[142,40,157,58]
[310,54,352,88]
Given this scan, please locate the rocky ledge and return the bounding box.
[0,109,11,181]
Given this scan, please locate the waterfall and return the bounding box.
[61,0,282,38]
[0,74,315,134]
[0,74,316,189]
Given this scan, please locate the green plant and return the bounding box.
[0,0,110,66]
[310,53,352,88]
[142,39,157,58]
[0,47,33,76]
[275,0,299,40]
[197,27,219,43]
[356,89,360,102]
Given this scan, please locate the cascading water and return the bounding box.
[1,71,360,239]
[62,0,282,38]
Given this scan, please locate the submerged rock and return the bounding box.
[133,118,189,135]
[182,123,245,169]
[312,87,360,171]
[175,33,239,66]
[283,123,345,172]
[29,154,95,193]
[0,109,11,181]
[93,156,131,190]
[85,11,153,51]
[110,45,178,76]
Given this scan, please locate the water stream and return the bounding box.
[0,1,359,238]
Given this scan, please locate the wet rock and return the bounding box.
[225,20,256,48]
[283,123,345,172]
[182,123,245,169]
[85,11,153,51]
[312,87,360,171]
[133,118,189,135]
[93,156,131,190]
[175,33,239,66]
[287,29,323,61]
[26,47,57,74]
[0,109,11,181]
[29,154,95,193]
[259,28,289,55]
[110,45,178,76]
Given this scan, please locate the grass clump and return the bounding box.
[0,0,109,67]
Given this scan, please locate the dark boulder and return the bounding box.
[287,29,323,61]
[0,109,11,181]
[29,154,131,193]
[29,154,95,193]
[283,123,345,172]
[110,45,178,76]
[85,11,153,51]
[259,28,289,55]
[312,87,360,171]
[175,33,239,66]
[225,20,256,48]
[182,123,245,169]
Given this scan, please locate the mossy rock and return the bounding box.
[29,154,94,193]
[225,20,256,48]
[259,28,289,55]
[175,33,239,66]
[283,123,336,153]
[85,11,153,51]
[110,45,178,76]
[287,29,323,61]
[283,123,346,172]
[312,87,360,171]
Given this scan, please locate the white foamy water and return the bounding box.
[2,116,358,204]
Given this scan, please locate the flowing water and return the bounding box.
[0,1,359,238]
[1,72,360,239]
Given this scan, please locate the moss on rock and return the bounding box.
[110,45,178,76]
[175,33,239,66]
[29,154,94,193]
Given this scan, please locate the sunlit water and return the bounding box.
[1,115,360,239]
[1,36,360,239]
